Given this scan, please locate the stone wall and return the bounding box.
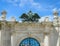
[0,21,59,46]
[1,21,11,46]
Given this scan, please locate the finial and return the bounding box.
[1,10,7,20]
[28,10,32,14]
[44,17,49,22]
[29,10,32,13]
[53,8,59,15]
[10,16,16,21]
[1,10,7,15]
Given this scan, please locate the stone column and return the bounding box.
[56,27,60,46]
[57,28,60,46]
[0,30,1,46]
[44,34,49,46]
[1,22,11,46]
[10,22,15,46]
[11,35,13,46]
[44,17,50,46]
[59,27,60,46]
[56,27,59,46]
[57,38,59,46]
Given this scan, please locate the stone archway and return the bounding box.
[16,35,41,46]
[19,37,40,46]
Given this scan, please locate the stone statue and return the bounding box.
[20,11,40,22]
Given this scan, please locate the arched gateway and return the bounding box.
[0,10,59,46]
[19,37,40,46]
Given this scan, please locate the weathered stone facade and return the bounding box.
[0,21,59,46]
[0,10,60,46]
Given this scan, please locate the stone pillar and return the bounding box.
[57,38,59,46]
[53,9,59,46]
[1,11,7,20]
[10,21,15,46]
[44,34,49,46]
[1,22,11,46]
[11,35,13,46]
[58,17,60,46]
[56,34,59,46]
[57,27,60,46]
[59,27,60,46]
[44,17,50,46]
[0,30,1,46]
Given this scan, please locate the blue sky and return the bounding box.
[0,0,60,21]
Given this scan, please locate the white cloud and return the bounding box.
[32,2,41,9]
[39,15,53,22]
[1,0,54,11]
[19,0,41,8]
[52,8,60,12]
[53,8,58,11]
